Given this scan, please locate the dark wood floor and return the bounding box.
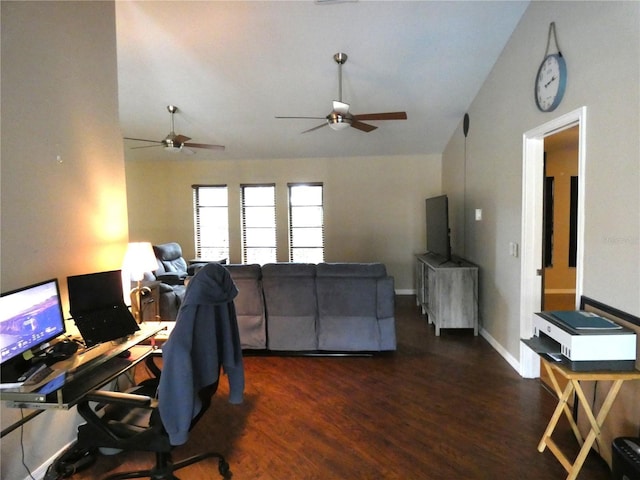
[72,296,611,479]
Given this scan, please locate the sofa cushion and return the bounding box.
[316,262,387,278]
[225,264,266,349]
[315,263,393,351]
[262,263,317,350]
[262,262,316,278]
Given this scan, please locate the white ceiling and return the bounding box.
[116,1,529,161]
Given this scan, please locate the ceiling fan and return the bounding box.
[124,105,225,154]
[276,52,407,133]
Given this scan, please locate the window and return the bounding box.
[241,184,276,264]
[193,185,229,261]
[289,183,324,263]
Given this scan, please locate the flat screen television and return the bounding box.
[425,194,451,261]
[0,278,66,382]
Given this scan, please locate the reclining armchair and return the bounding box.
[146,242,207,320]
[76,263,245,479]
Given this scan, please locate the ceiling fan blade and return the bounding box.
[351,121,378,132]
[333,101,350,115]
[353,112,408,121]
[183,142,225,151]
[275,116,326,120]
[124,137,162,143]
[173,134,192,143]
[301,123,328,134]
[130,144,163,150]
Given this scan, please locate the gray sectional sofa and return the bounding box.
[224,262,396,352]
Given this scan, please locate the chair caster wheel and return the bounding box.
[218,458,231,478]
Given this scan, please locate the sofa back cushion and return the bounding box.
[316,262,387,279]
[262,263,318,350]
[316,263,386,317]
[315,263,391,351]
[225,264,266,349]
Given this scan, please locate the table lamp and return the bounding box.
[123,242,158,323]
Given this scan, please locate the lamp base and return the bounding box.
[130,282,152,323]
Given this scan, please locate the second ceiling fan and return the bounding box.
[125,105,225,154]
[276,52,407,133]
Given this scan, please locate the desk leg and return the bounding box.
[565,379,625,480]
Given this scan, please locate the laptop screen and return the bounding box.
[67,270,126,315]
[67,270,139,346]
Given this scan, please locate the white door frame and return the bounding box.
[519,107,587,378]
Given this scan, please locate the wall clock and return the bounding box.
[535,53,567,112]
[535,22,567,112]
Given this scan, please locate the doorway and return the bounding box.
[542,125,579,311]
[518,107,587,378]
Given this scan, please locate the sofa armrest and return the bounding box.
[156,282,176,294]
[155,273,186,285]
[187,263,208,276]
[377,276,395,319]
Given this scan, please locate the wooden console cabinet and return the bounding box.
[415,254,479,335]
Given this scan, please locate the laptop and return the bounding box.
[67,270,140,347]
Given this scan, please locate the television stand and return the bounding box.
[415,254,479,335]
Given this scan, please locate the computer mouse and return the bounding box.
[51,340,79,357]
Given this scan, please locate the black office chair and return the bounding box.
[76,263,245,480]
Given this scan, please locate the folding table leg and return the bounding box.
[564,379,625,480]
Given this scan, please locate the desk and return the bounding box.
[0,324,164,411]
[538,358,640,480]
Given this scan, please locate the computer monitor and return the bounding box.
[0,279,66,381]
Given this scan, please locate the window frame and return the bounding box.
[192,184,229,261]
[241,183,277,265]
[288,182,325,263]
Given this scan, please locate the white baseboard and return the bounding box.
[24,440,75,480]
[395,289,415,295]
[479,327,521,374]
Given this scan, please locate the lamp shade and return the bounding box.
[123,242,158,281]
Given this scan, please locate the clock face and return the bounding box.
[535,53,567,112]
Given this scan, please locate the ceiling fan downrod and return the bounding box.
[329,53,351,130]
[334,53,347,103]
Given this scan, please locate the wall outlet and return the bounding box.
[475,209,482,221]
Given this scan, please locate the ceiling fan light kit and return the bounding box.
[276,52,407,134]
[328,113,352,130]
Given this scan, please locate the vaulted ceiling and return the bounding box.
[116,1,529,161]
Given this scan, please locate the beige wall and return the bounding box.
[444,0,639,357]
[1,2,127,478]
[443,0,640,463]
[126,154,442,291]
